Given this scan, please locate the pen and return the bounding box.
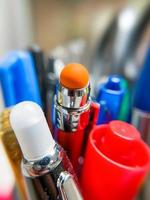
[0,51,42,107]
[132,46,150,145]
[54,63,99,171]
[10,101,83,200]
[118,78,130,121]
[96,75,124,124]
[132,46,150,200]
[81,121,150,200]
[0,109,27,200]
[45,56,64,130]
[28,45,47,113]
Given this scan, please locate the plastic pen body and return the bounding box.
[0,51,42,107]
[55,98,99,171]
[132,46,150,145]
[55,109,90,170]
[28,46,47,113]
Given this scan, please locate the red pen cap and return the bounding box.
[80,121,150,200]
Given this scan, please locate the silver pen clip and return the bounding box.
[57,171,83,200]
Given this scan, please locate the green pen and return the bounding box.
[118,78,130,121]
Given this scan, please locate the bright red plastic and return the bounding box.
[55,102,99,172]
[80,121,150,200]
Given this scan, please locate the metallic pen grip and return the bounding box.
[54,82,91,132]
[22,144,82,200]
[54,100,90,132]
[56,84,90,109]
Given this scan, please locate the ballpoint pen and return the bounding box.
[96,75,124,124]
[0,109,27,200]
[132,46,150,200]
[54,63,99,171]
[81,121,150,200]
[28,45,47,113]
[0,51,42,107]
[118,78,130,121]
[132,45,150,145]
[29,47,64,128]
[45,56,64,130]
[10,101,83,200]
[47,39,86,129]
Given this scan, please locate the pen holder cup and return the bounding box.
[80,121,150,200]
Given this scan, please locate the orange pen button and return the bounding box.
[60,63,89,89]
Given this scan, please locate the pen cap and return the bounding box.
[97,75,124,121]
[81,121,150,200]
[133,45,150,112]
[10,101,55,160]
[0,51,42,107]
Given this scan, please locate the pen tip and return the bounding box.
[60,63,89,89]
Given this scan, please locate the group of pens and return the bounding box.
[0,43,150,200]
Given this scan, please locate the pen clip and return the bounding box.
[57,171,83,200]
[90,102,100,125]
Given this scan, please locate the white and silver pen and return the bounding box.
[10,101,83,200]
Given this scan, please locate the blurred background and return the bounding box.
[0,0,123,54]
[0,0,149,199]
[0,0,149,103]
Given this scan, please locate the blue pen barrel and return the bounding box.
[0,51,42,107]
[132,45,150,144]
[97,75,124,124]
[0,58,17,107]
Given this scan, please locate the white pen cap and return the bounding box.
[10,101,56,160]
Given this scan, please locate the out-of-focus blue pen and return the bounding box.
[0,51,42,107]
[96,75,124,124]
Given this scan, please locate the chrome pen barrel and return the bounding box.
[55,100,90,132]
[54,84,91,132]
[22,144,82,200]
[56,84,90,108]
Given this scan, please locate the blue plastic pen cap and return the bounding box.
[105,76,121,91]
[97,75,124,123]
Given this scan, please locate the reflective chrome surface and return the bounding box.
[22,143,82,200]
[22,144,62,177]
[56,84,90,109]
[55,99,90,132]
[54,83,91,132]
[57,171,83,200]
